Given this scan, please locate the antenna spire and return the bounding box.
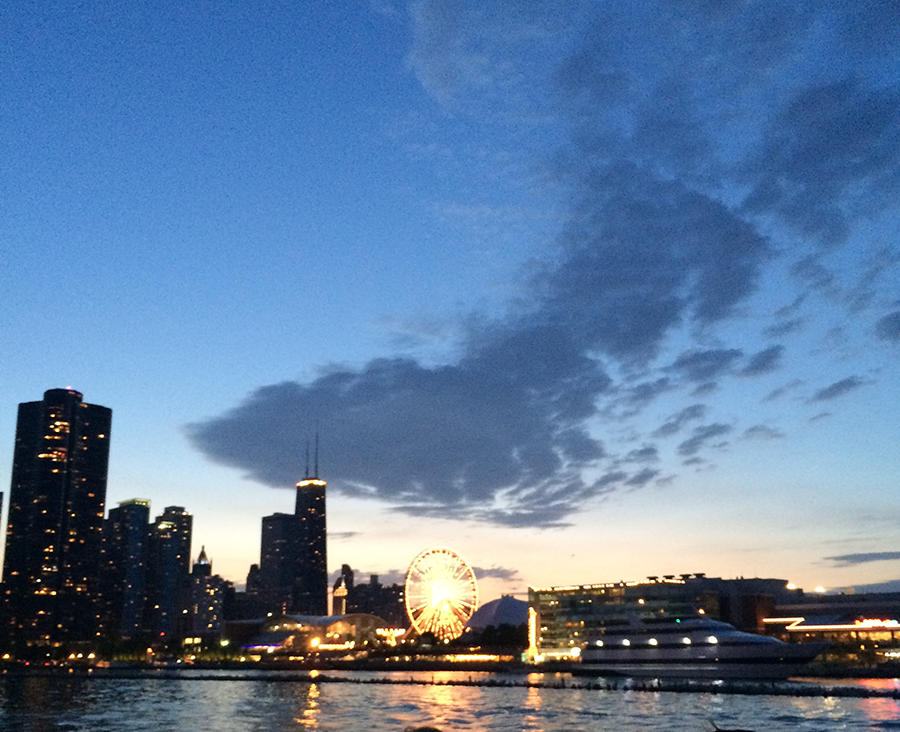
[314,423,320,479]
[304,441,310,479]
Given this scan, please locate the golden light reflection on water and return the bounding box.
[295,682,320,728]
[418,675,459,729]
[523,683,545,730]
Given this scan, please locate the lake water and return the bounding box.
[1,670,898,731]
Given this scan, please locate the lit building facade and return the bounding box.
[333,564,353,615]
[242,612,388,658]
[2,388,112,646]
[528,574,791,660]
[763,591,900,665]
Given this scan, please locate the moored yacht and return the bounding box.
[579,616,828,679]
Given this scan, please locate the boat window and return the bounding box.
[707,636,718,644]
[682,637,691,644]
[648,638,658,646]
[622,639,631,646]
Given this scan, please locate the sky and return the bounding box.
[2,0,899,605]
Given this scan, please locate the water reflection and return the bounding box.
[296,682,320,728]
[861,696,900,725]
[0,672,896,732]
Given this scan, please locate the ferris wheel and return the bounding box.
[404,547,479,642]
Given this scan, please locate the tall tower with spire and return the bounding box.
[257,432,328,616]
[293,432,327,615]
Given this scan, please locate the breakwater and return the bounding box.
[3,666,897,699]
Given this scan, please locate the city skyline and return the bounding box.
[2,1,899,601]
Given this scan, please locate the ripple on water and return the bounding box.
[0,673,896,732]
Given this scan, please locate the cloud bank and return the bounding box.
[188,1,899,528]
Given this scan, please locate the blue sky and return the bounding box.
[2,0,899,603]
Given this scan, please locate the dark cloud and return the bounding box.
[810,376,866,402]
[330,531,359,541]
[594,471,627,489]
[763,380,803,402]
[743,425,785,440]
[546,166,770,363]
[740,345,785,376]
[876,311,900,342]
[623,446,659,464]
[625,468,660,488]
[764,318,805,338]
[652,404,706,438]
[669,349,743,382]
[691,382,719,398]
[473,566,521,581]
[745,78,900,245]
[188,344,610,527]
[825,552,900,567]
[611,379,673,417]
[677,423,732,457]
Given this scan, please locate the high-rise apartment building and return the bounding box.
[2,388,112,646]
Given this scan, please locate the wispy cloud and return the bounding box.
[677,424,732,457]
[810,376,866,402]
[473,565,520,581]
[740,345,785,377]
[652,405,706,438]
[825,552,900,567]
[743,425,785,441]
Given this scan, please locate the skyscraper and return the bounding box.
[188,547,225,639]
[101,498,151,640]
[293,471,327,615]
[2,388,112,646]
[145,506,192,640]
[256,443,328,616]
[258,511,302,611]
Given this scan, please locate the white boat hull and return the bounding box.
[577,620,829,679]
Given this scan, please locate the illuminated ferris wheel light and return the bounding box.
[404,547,479,642]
